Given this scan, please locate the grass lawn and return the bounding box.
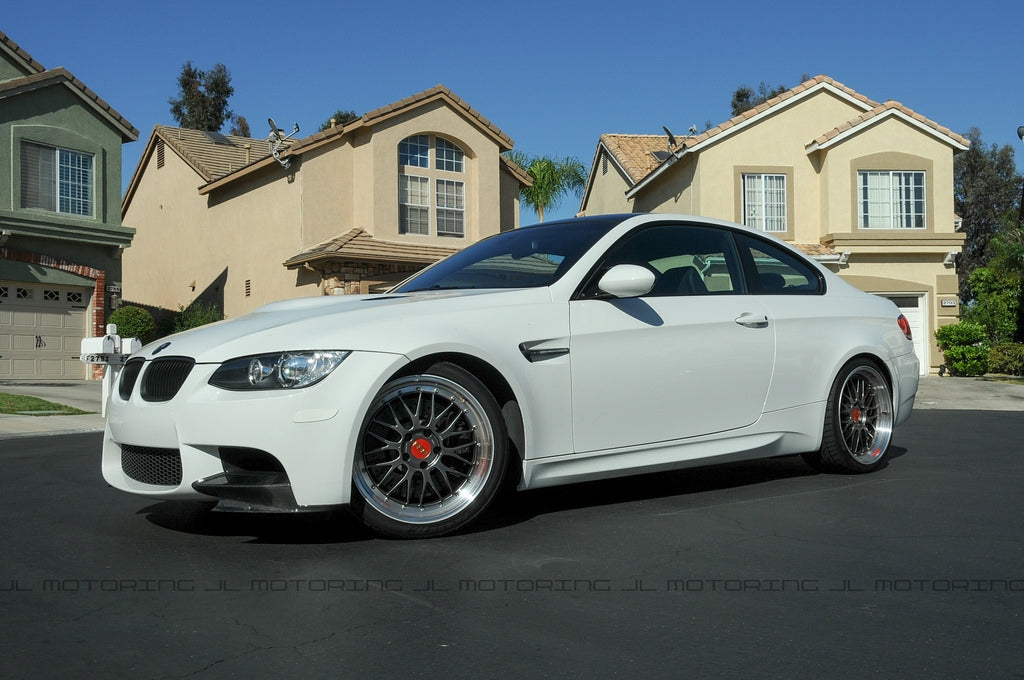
[0,393,90,416]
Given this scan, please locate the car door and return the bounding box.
[568,223,776,454]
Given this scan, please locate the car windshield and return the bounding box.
[394,216,628,292]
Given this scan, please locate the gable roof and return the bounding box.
[598,134,671,184]
[283,228,460,270]
[121,126,272,211]
[166,84,522,196]
[0,29,46,75]
[589,75,969,202]
[806,99,970,152]
[0,30,138,141]
[157,126,270,182]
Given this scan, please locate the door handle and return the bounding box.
[735,313,769,328]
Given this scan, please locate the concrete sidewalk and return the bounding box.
[0,379,105,439]
[1,375,1023,440]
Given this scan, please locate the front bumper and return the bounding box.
[102,350,407,508]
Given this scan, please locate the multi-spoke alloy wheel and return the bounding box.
[804,358,894,473]
[351,363,508,538]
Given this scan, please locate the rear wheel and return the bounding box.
[803,359,893,473]
[351,363,508,538]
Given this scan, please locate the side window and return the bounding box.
[584,224,743,297]
[733,232,823,295]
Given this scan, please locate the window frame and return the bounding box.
[742,172,787,234]
[20,140,95,218]
[398,134,467,238]
[858,170,926,230]
[399,174,431,235]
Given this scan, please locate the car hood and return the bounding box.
[134,288,555,363]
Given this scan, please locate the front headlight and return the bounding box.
[209,350,351,390]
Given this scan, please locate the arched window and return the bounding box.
[398,135,465,237]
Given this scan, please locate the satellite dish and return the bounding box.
[268,118,283,140]
[266,118,300,168]
[662,126,677,148]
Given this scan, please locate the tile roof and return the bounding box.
[283,229,460,269]
[599,134,673,183]
[673,75,879,153]
[287,84,515,159]
[793,243,837,257]
[153,126,272,182]
[599,75,968,196]
[808,100,970,150]
[163,85,521,194]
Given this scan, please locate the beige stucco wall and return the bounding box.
[123,145,314,319]
[123,97,520,321]
[584,86,966,373]
[584,152,639,215]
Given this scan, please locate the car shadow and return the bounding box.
[473,447,907,534]
[137,448,907,542]
[139,501,374,544]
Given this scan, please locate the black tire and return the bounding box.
[350,362,508,538]
[802,358,894,474]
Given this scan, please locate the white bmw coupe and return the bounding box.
[103,214,918,538]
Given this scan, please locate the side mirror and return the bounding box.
[597,264,656,298]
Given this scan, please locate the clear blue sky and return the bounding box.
[5,0,1023,223]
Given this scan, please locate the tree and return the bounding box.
[953,127,1022,302]
[229,115,250,137]
[730,81,788,117]
[319,109,359,132]
[169,61,235,131]
[961,266,1022,343]
[505,152,587,222]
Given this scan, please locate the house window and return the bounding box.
[859,171,925,229]
[399,175,430,235]
[436,180,465,237]
[399,135,430,168]
[67,291,84,304]
[742,173,786,233]
[398,135,466,237]
[21,141,94,217]
[43,290,60,302]
[435,138,464,172]
[17,288,32,300]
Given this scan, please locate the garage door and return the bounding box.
[0,281,92,379]
[879,294,927,376]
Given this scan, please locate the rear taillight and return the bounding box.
[897,314,913,341]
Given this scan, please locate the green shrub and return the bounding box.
[935,322,990,376]
[107,306,156,343]
[961,267,1021,343]
[989,343,1024,376]
[172,301,224,333]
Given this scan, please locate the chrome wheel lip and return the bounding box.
[838,365,893,465]
[354,375,494,525]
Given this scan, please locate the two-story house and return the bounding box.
[121,85,530,320]
[0,31,138,379]
[579,75,969,374]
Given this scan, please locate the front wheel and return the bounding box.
[803,359,894,474]
[350,363,508,538]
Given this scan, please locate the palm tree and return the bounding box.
[506,151,587,222]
